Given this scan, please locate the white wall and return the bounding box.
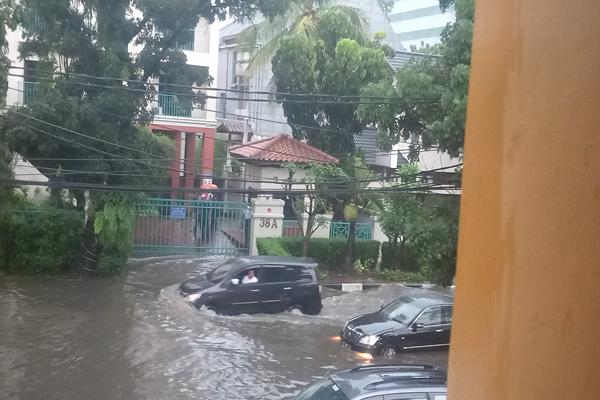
[243,164,307,192]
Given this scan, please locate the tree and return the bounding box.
[336,156,383,271]
[357,0,474,159]
[0,0,293,273]
[271,8,393,156]
[283,161,343,257]
[239,0,367,72]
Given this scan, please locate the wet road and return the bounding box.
[0,257,449,400]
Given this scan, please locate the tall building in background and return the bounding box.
[387,0,455,49]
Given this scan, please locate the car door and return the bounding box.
[403,306,445,349]
[257,265,295,313]
[226,267,263,314]
[439,305,453,345]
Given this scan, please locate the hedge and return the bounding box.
[0,208,83,274]
[256,237,380,271]
[380,241,419,271]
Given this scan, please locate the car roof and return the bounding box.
[331,364,447,399]
[399,293,454,307]
[228,255,318,267]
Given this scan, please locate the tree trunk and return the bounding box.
[302,235,310,257]
[392,236,399,269]
[343,220,357,272]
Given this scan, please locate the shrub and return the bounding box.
[94,197,135,275]
[380,242,420,271]
[377,268,430,283]
[256,237,380,271]
[256,238,290,256]
[0,207,83,274]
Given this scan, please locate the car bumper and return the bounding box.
[339,331,381,355]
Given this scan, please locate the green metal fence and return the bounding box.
[133,198,248,256]
[175,29,195,51]
[158,93,192,117]
[329,221,373,240]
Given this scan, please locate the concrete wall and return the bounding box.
[249,197,284,255]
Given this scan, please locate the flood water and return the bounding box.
[0,257,449,400]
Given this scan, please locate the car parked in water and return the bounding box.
[340,294,453,358]
[179,256,322,315]
[295,364,447,400]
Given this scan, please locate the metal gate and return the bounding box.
[132,198,249,256]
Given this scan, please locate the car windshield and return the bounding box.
[296,377,349,400]
[381,296,424,324]
[208,259,244,283]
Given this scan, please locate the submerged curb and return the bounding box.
[319,282,440,292]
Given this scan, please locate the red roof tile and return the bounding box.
[229,134,339,164]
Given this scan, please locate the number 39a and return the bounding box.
[259,218,278,228]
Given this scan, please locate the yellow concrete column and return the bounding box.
[449,1,600,399]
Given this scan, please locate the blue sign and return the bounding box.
[170,207,186,219]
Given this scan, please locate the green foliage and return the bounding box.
[256,237,290,256]
[358,0,474,159]
[380,242,419,272]
[272,7,392,156]
[352,258,375,274]
[377,269,430,283]
[0,206,83,274]
[93,196,134,275]
[256,237,380,271]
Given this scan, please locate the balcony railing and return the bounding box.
[22,9,46,31]
[158,93,192,117]
[175,29,195,51]
[23,81,38,104]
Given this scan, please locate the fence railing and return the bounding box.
[158,93,192,117]
[329,221,373,240]
[23,8,46,31]
[175,29,195,51]
[282,219,301,238]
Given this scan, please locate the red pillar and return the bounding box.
[184,133,197,199]
[170,131,182,198]
[201,127,216,178]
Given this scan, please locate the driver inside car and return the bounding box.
[241,270,258,284]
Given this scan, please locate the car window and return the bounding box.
[295,266,314,282]
[234,268,260,284]
[261,266,296,283]
[208,258,245,283]
[442,306,453,324]
[383,393,428,400]
[381,297,424,324]
[296,377,349,400]
[415,306,443,326]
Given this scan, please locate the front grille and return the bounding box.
[345,326,363,343]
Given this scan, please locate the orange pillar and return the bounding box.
[201,127,216,178]
[170,131,182,198]
[449,1,600,399]
[184,132,197,199]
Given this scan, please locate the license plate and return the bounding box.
[341,341,350,349]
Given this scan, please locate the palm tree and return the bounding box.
[238,0,368,73]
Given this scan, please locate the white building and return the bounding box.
[3,5,224,193]
[387,0,456,49]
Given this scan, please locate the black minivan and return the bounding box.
[179,256,322,315]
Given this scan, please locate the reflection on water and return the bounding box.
[0,257,449,400]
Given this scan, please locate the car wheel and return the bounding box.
[380,345,398,358]
[300,301,322,315]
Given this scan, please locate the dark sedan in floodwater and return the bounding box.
[340,294,453,358]
[179,256,322,315]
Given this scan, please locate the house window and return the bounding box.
[23,60,39,104]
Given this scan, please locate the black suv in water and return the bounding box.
[179,256,322,315]
[341,294,453,358]
[295,364,447,400]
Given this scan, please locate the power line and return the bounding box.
[1,178,460,196]
[8,71,440,106]
[9,65,438,102]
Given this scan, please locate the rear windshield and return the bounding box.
[296,377,349,400]
[208,259,245,283]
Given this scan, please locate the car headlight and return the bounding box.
[185,292,203,302]
[359,335,379,346]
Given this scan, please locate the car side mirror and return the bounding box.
[231,278,240,286]
[412,322,424,332]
